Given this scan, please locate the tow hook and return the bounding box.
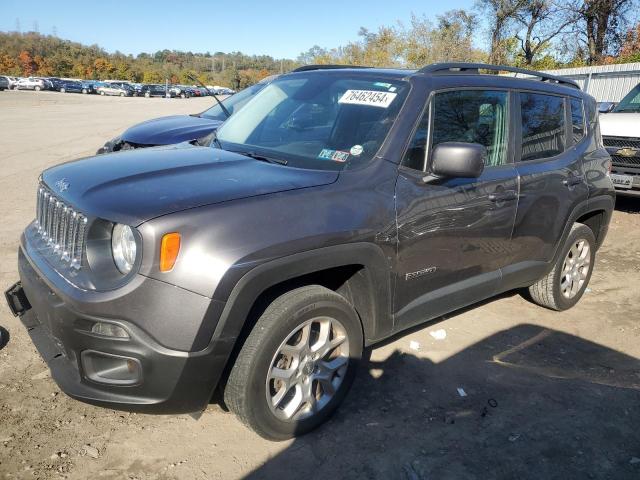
[4,282,31,317]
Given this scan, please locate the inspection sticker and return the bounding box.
[338,90,397,108]
[318,149,350,162]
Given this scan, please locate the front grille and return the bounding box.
[35,183,87,269]
[611,155,640,167]
[603,136,640,149]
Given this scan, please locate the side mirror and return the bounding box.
[597,102,615,114]
[430,142,486,179]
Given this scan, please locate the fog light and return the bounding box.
[91,322,129,338]
[81,350,142,385]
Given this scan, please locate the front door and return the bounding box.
[394,88,519,330]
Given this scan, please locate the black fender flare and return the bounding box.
[550,194,614,267]
[211,242,393,349]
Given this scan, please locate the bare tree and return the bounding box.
[569,0,637,63]
[514,1,576,65]
[477,0,529,64]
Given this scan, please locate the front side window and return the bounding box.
[402,90,510,171]
[570,97,585,144]
[520,93,566,161]
[432,90,509,167]
[216,73,409,170]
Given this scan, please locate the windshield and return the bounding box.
[215,72,409,170]
[200,82,268,120]
[613,85,640,113]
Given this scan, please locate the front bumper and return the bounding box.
[13,244,230,414]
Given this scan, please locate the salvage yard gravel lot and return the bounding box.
[1,91,639,480]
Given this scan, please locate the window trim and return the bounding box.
[514,90,570,164]
[569,96,587,147]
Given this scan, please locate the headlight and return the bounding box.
[112,224,137,274]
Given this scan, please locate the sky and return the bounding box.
[1,0,478,59]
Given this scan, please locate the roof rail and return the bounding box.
[292,64,372,73]
[418,62,580,90]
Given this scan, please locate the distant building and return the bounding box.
[541,63,640,102]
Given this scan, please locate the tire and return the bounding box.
[224,285,363,440]
[35,86,41,91]
[120,92,125,97]
[144,91,150,98]
[180,93,186,99]
[60,88,65,93]
[82,88,87,94]
[100,91,105,96]
[528,223,596,311]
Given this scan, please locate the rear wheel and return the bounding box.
[100,91,105,96]
[60,87,65,93]
[224,285,363,440]
[34,86,41,91]
[144,91,151,98]
[82,88,88,94]
[528,223,596,311]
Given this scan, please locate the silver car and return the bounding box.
[96,82,133,97]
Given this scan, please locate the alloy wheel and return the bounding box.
[560,238,591,299]
[266,316,349,422]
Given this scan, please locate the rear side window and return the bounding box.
[431,90,509,167]
[519,93,565,161]
[570,98,585,144]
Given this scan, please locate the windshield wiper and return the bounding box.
[235,150,288,166]
[187,73,231,118]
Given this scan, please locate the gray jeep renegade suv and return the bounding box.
[6,63,614,440]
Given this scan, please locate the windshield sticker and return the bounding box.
[319,149,350,162]
[338,90,398,108]
[374,82,392,89]
[350,145,364,156]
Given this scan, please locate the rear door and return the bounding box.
[504,91,589,287]
[394,87,519,329]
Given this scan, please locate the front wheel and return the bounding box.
[120,92,125,97]
[34,86,41,91]
[224,285,363,440]
[528,223,596,311]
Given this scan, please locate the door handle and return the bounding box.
[563,175,584,187]
[488,190,518,202]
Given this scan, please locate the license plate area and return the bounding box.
[611,174,634,189]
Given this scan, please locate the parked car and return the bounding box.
[138,84,171,98]
[15,77,47,91]
[46,77,66,91]
[96,82,134,97]
[58,80,88,93]
[97,75,276,153]
[169,85,190,98]
[599,83,640,196]
[0,76,9,91]
[5,63,614,440]
[6,76,21,89]
[79,81,97,94]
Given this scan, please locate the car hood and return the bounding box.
[121,114,223,145]
[599,112,640,138]
[42,145,339,225]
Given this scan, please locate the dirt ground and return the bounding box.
[0,90,639,480]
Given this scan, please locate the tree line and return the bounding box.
[298,0,640,69]
[1,1,639,90]
[0,31,297,88]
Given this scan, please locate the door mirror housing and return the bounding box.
[430,142,486,179]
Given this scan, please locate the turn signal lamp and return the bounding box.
[160,233,181,272]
